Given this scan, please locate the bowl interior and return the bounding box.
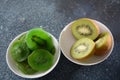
[59,20,114,66]
[6,32,60,78]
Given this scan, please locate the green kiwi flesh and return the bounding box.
[70,38,95,60]
[26,28,55,55]
[71,18,99,40]
[10,28,56,74]
[28,49,54,71]
[16,60,37,74]
[10,40,30,62]
[95,32,112,55]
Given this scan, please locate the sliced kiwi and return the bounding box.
[32,36,45,45]
[28,49,54,71]
[71,18,99,40]
[95,32,112,55]
[18,33,26,41]
[10,40,30,62]
[70,38,95,60]
[26,28,55,55]
[16,60,37,74]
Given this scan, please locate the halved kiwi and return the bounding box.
[94,32,112,55]
[28,49,54,71]
[71,18,100,40]
[70,38,95,60]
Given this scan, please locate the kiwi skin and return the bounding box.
[94,32,112,56]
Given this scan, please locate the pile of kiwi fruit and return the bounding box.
[10,28,55,74]
[70,18,112,60]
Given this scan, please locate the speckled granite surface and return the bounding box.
[0,0,120,80]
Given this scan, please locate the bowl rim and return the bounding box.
[59,19,114,66]
[6,31,61,78]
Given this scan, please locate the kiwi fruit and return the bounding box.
[46,36,56,55]
[16,60,37,74]
[70,38,95,60]
[26,28,55,55]
[32,36,45,46]
[71,18,100,40]
[10,28,56,74]
[18,33,26,41]
[10,40,30,62]
[94,32,112,55]
[28,49,54,71]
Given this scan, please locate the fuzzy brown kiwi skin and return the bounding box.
[94,33,112,56]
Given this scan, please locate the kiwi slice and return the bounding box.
[71,18,99,40]
[26,28,55,55]
[18,33,26,41]
[28,49,54,71]
[46,37,56,55]
[10,40,30,62]
[16,60,37,74]
[95,32,112,55]
[70,38,95,60]
[32,36,45,45]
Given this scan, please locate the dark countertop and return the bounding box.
[0,0,120,80]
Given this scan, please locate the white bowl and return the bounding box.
[6,31,61,78]
[59,19,114,66]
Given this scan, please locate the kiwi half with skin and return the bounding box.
[94,32,112,55]
[70,38,95,60]
[71,18,100,40]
